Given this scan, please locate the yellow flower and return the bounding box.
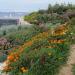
[59,57,63,60]
[21,67,28,73]
[22,69,28,73]
[48,52,52,56]
[46,46,52,48]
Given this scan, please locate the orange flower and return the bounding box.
[48,39,65,44]
[58,40,64,43]
[7,52,19,62]
[7,55,14,61]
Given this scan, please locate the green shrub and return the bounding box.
[2,22,71,75]
[8,40,70,75]
[0,54,7,62]
[5,25,70,75]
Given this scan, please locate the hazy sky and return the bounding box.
[0,0,75,12]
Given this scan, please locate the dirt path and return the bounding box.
[59,45,75,75]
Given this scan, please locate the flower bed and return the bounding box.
[3,23,70,75]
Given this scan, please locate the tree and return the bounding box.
[53,3,60,13]
[47,4,53,14]
[38,9,46,14]
[53,3,67,14]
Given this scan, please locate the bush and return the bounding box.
[68,18,75,44]
[0,53,7,62]
[3,23,70,75]
[0,25,44,51]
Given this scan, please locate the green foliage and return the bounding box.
[24,3,75,25]
[0,3,74,75]
[3,30,6,35]
[47,4,53,13]
[24,12,40,24]
[0,25,45,51]
[69,18,75,44]
[8,41,70,75]
[0,54,7,62]
[6,24,70,75]
[27,42,69,75]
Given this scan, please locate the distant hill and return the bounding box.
[0,12,28,18]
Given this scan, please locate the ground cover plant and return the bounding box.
[0,25,42,50]
[0,24,46,62]
[2,23,71,75]
[24,4,75,25]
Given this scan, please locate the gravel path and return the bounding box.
[59,45,75,75]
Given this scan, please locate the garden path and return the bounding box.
[59,45,75,75]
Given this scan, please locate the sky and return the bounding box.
[0,0,75,12]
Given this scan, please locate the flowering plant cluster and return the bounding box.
[3,23,70,75]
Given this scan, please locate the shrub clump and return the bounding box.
[3,23,70,75]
